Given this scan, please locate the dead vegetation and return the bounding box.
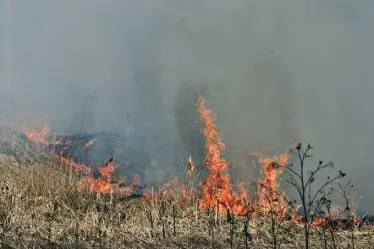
[0,152,372,249]
[1,97,373,248]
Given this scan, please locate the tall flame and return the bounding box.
[20,96,363,229]
[197,95,249,215]
[253,151,290,218]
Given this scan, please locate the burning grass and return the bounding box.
[0,95,373,248]
[0,158,372,249]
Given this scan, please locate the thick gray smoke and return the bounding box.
[1,1,374,208]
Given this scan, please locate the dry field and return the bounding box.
[1,97,373,249]
[0,154,373,249]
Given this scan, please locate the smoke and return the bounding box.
[1,1,374,207]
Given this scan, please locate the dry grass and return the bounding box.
[0,154,373,249]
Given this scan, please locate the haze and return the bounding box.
[1,1,374,208]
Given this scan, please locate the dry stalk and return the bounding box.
[215,198,219,226]
[162,199,166,240]
[172,202,176,237]
[0,144,372,248]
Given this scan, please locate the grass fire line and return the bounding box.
[9,94,370,248]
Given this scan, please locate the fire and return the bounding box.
[197,95,250,215]
[59,152,91,174]
[252,150,290,217]
[84,139,96,148]
[76,157,135,196]
[312,218,326,226]
[23,125,50,145]
[22,125,135,196]
[77,151,123,194]
[73,150,137,197]
[20,95,367,231]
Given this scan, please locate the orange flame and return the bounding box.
[20,98,366,229]
[197,95,250,215]
[84,139,96,148]
[253,150,289,217]
[58,152,91,174]
[23,125,50,145]
[77,152,117,194]
[23,125,135,196]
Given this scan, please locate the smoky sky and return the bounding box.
[1,1,374,208]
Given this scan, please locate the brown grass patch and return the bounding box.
[0,155,373,249]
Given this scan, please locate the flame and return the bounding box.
[312,218,326,226]
[75,152,136,196]
[76,158,135,196]
[77,152,118,194]
[197,95,250,215]
[58,152,91,174]
[23,125,50,145]
[84,139,96,148]
[23,125,135,196]
[253,150,290,218]
[19,96,367,230]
